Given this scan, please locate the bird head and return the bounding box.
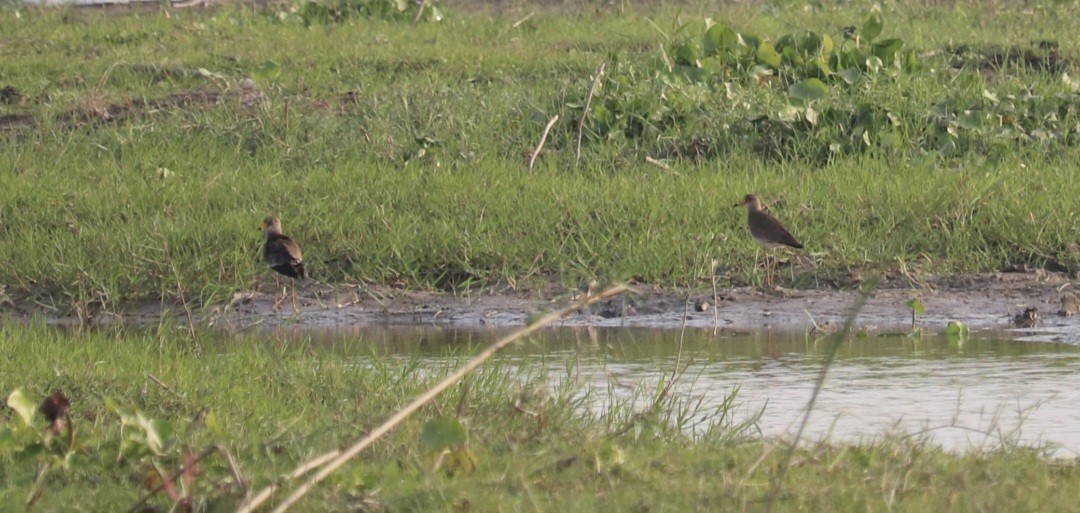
[734,194,762,211]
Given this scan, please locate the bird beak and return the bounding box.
[258,222,266,230]
[733,200,744,208]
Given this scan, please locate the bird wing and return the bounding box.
[264,235,303,267]
[749,211,803,248]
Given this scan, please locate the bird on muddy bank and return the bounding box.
[260,215,306,308]
[734,194,803,288]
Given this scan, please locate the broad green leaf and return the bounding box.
[872,39,904,64]
[905,298,925,315]
[755,41,781,68]
[672,44,700,68]
[789,78,828,102]
[740,33,761,49]
[811,55,832,76]
[819,33,834,55]
[253,60,281,83]
[861,13,884,42]
[799,32,824,53]
[945,321,968,335]
[421,416,467,453]
[703,24,738,57]
[836,67,863,84]
[6,390,36,427]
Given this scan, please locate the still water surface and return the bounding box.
[275,326,1080,456]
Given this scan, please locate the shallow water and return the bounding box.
[272,326,1080,456]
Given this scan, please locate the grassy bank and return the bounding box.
[1,1,1080,313]
[2,323,1079,512]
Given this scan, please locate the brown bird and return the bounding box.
[734,194,803,287]
[260,216,305,307]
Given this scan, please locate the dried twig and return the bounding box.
[763,277,877,513]
[574,63,606,168]
[511,11,535,28]
[147,373,185,399]
[528,115,560,170]
[644,156,670,169]
[412,0,427,23]
[236,284,629,513]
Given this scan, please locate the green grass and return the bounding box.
[2,1,1080,313]
[2,322,1080,512]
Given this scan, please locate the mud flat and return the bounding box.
[12,270,1075,341]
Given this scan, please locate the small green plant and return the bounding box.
[420,416,477,475]
[905,298,924,337]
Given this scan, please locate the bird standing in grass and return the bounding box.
[734,194,803,288]
[260,215,305,308]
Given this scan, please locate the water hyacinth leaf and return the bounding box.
[421,416,467,453]
[6,389,37,427]
[811,55,832,76]
[789,78,828,102]
[945,321,969,335]
[703,24,739,57]
[253,60,281,83]
[672,43,700,68]
[837,67,863,84]
[861,13,884,42]
[872,39,904,63]
[906,298,925,315]
[819,33,834,55]
[700,56,727,75]
[799,32,823,53]
[756,41,781,68]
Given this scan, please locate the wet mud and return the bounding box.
[26,270,1075,341]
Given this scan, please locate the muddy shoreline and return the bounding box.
[11,271,1080,343]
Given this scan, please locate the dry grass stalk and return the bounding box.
[235,284,629,513]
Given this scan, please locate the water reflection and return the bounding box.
[259,326,1080,456]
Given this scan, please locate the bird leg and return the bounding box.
[765,251,776,288]
[291,278,299,313]
[768,251,777,289]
